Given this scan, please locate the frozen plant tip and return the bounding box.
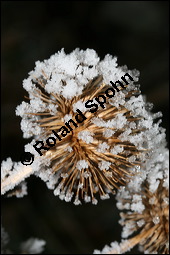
[15,48,166,204]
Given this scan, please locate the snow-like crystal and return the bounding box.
[78,130,94,144]
[97,142,110,153]
[76,160,89,171]
[20,238,46,254]
[152,216,160,225]
[98,160,111,171]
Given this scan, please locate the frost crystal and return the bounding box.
[73,100,87,113]
[103,128,115,138]
[152,216,160,225]
[97,142,110,153]
[98,161,111,171]
[20,238,46,254]
[63,114,72,123]
[137,219,145,227]
[78,130,94,144]
[76,160,89,171]
[110,145,124,155]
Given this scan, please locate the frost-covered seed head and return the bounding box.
[16,48,166,204]
[116,153,169,254]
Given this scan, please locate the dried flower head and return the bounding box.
[16,48,166,204]
[116,149,169,254]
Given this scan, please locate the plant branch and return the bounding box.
[1,165,33,195]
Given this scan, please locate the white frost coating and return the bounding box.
[45,73,63,94]
[163,197,169,204]
[109,91,126,108]
[73,99,87,113]
[128,155,136,163]
[78,183,84,189]
[63,114,73,123]
[62,79,79,99]
[15,101,31,117]
[1,165,32,195]
[105,171,112,178]
[59,188,66,200]
[76,160,89,171]
[98,160,111,171]
[1,157,13,180]
[100,194,110,200]
[144,250,158,254]
[35,167,60,190]
[149,197,156,205]
[121,221,136,238]
[137,219,145,227]
[110,145,124,155]
[92,114,127,129]
[93,239,134,254]
[64,146,73,152]
[48,103,58,115]
[7,181,28,198]
[22,78,35,93]
[163,169,169,189]
[93,241,121,254]
[84,195,91,203]
[103,128,115,138]
[74,197,82,205]
[92,198,98,205]
[24,140,42,157]
[53,183,63,196]
[78,130,94,144]
[61,173,68,178]
[91,117,106,127]
[152,216,160,225]
[118,129,132,141]
[21,118,42,139]
[30,98,47,113]
[83,171,92,179]
[132,194,142,202]
[65,190,74,202]
[20,238,46,254]
[1,158,37,195]
[131,201,145,213]
[97,142,110,153]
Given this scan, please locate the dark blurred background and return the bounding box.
[1,1,169,254]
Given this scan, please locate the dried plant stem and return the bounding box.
[1,165,33,195]
[1,150,54,195]
[106,225,157,254]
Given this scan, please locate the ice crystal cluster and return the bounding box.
[15,48,166,205]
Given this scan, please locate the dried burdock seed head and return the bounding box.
[116,149,169,254]
[16,48,166,204]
